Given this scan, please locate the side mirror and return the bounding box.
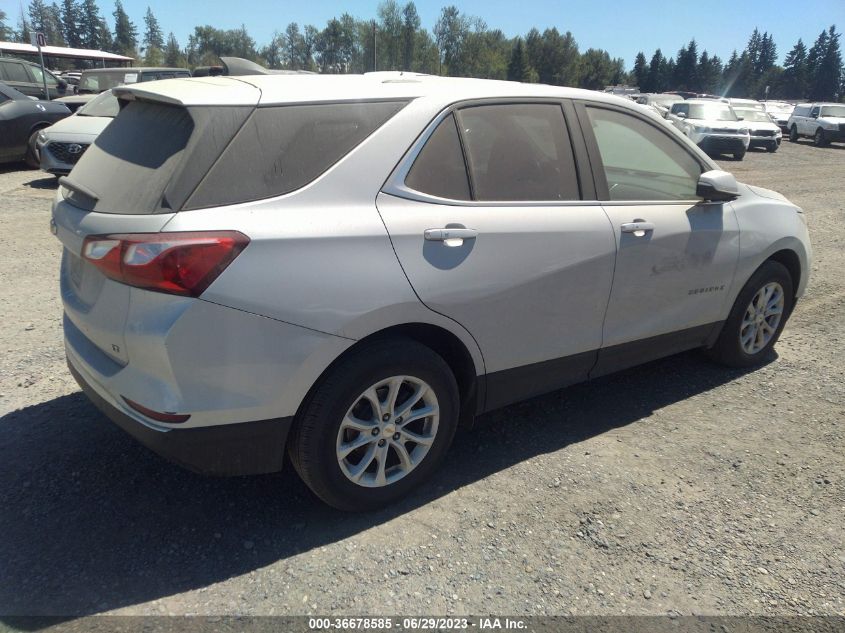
[736,116,744,121]
[697,170,739,202]
[676,112,687,119]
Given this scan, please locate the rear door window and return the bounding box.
[404,114,470,200]
[184,101,407,210]
[3,62,31,83]
[457,103,580,201]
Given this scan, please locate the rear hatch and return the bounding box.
[54,78,260,365]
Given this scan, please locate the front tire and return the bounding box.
[289,338,460,511]
[813,128,827,147]
[766,142,778,153]
[706,261,794,368]
[24,130,42,169]
[733,147,746,161]
[789,126,799,142]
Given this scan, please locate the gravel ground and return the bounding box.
[0,139,843,618]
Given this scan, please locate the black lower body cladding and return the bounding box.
[68,359,292,476]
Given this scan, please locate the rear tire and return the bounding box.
[706,261,794,368]
[288,338,460,511]
[24,130,42,169]
[789,126,798,142]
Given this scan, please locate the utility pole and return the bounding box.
[372,21,377,72]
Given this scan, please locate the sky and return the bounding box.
[3,0,842,67]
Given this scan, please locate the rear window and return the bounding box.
[184,101,407,210]
[63,100,198,214]
[62,99,406,214]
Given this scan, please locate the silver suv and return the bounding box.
[53,75,811,510]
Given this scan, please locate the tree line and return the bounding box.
[632,27,843,101]
[1,2,842,101]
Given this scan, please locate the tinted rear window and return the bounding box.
[459,104,580,201]
[63,100,251,214]
[405,114,470,200]
[184,101,407,210]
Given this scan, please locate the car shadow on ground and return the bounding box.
[0,162,31,175]
[787,139,845,150]
[0,350,760,621]
[23,174,59,190]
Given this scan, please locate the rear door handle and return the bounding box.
[424,228,478,244]
[620,221,655,234]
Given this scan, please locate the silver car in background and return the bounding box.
[38,91,119,175]
[53,74,811,510]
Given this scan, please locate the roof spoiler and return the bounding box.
[112,77,262,107]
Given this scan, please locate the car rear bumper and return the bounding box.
[68,355,292,476]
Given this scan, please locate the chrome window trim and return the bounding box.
[384,97,708,208]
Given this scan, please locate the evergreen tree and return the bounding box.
[401,2,420,71]
[673,39,699,90]
[28,0,64,46]
[60,0,82,47]
[781,39,808,99]
[434,5,469,75]
[579,48,615,90]
[163,32,183,67]
[284,22,305,70]
[632,52,648,90]
[18,11,32,44]
[0,9,10,40]
[507,38,533,82]
[805,28,828,92]
[79,0,105,49]
[112,0,137,56]
[697,51,722,94]
[722,49,752,97]
[142,6,164,64]
[808,25,842,101]
[646,49,667,92]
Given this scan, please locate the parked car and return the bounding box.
[59,71,82,86]
[0,82,70,166]
[787,102,845,146]
[728,97,764,111]
[75,66,192,94]
[0,56,69,100]
[763,101,795,132]
[37,90,119,175]
[53,74,811,510]
[731,106,782,152]
[636,92,682,116]
[668,99,751,159]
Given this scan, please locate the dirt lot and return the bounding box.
[0,139,843,618]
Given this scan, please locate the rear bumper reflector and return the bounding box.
[122,397,191,424]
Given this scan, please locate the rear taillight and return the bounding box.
[81,231,249,297]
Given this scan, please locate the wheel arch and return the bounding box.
[766,248,802,300]
[294,322,483,431]
[27,119,53,137]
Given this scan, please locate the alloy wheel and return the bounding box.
[739,282,785,355]
[336,375,439,488]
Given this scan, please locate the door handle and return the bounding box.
[424,227,478,245]
[620,221,655,235]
